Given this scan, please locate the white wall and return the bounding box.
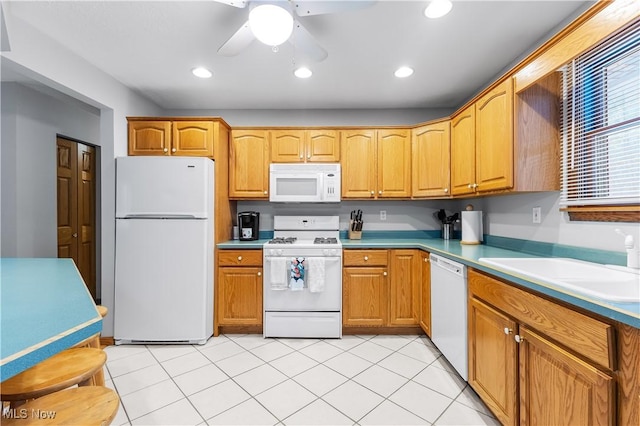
[1,82,100,257]
[1,12,162,335]
[458,192,639,253]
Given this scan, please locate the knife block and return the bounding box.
[348,220,362,240]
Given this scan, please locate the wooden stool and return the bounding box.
[73,304,109,385]
[1,386,119,425]
[1,348,106,405]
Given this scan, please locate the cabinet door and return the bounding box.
[468,297,518,426]
[343,267,388,326]
[306,129,340,162]
[173,121,214,157]
[270,130,305,162]
[341,130,377,198]
[377,129,411,198]
[476,78,514,192]
[128,121,172,156]
[419,252,430,336]
[389,250,420,326]
[518,326,614,426]
[218,267,263,325]
[229,130,269,198]
[450,105,476,195]
[412,122,451,198]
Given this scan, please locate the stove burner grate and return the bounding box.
[314,237,338,244]
[268,237,297,244]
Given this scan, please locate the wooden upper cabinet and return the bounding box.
[306,129,339,162]
[412,121,451,198]
[475,78,514,193]
[377,129,411,198]
[229,129,269,199]
[128,120,172,156]
[341,129,377,198]
[270,129,339,163]
[128,119,215,157]
[172,121,214,156]
[450,105,476,196]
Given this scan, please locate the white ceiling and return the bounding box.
[3,0,593,111]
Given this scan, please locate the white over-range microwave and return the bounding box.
[269,163,341,203]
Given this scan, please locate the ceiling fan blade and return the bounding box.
[211,0,248,9]
[292,0,376,17]
[217,21,255,56]
[289,21,328,62]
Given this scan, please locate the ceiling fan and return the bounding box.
[214,0,376,62]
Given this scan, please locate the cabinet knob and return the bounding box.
[72,233,78,238]
[364,256,369,261]
[264,191,268,195]
[443,188,449,193]
[237,256,242,261]
[257,272,262,277]
[504,327,512,335]
[424,257,429,262]
[307,154,311,159]
[383,271,388,276]
[370,190,375,195]
[378,190,382,195]
[473,183,479,189]
[300,154,303,159]
[515,335,524,343]
[163,148,168,153]
[467,184,472,189]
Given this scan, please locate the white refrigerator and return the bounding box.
[114,156,214,344]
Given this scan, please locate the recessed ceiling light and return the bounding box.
[294,67,313,79]
[192,67,212,78]
[424,0,453,19]
[394,66,414,78]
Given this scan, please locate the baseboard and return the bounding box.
[100,336,115,347]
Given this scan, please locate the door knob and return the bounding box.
[504,327,512,335]
[515,335,524,343]
[72,233,78,238]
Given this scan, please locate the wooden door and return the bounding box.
[468,297,518,426]
[172,121,214,157]
[57,138,96,299]
[218,267,263,325]
[377,129,411,198]
[270,129,305,162]
[476,78,514,192]
[342,267,388,326]
[412,122,451,198]
[451,105,476,195]
[128,120,172,155]
[229,130,269,198]
[389,250,420,326]
[419,252,431,336]
[306,130,340,162]
[340,130,376,198]
[518,326,614,426]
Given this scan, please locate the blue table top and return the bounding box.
[1,258,102,382]
[218,237,640,328]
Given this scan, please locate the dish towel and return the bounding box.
[270,258,288,290]
[290,257,306,291]
[307,257,326,293]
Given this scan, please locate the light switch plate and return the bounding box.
[380,210,387,221]
[532,207,541,224]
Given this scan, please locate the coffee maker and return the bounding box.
[238,212,260,241]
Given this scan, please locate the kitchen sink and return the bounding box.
[478,257,640,303]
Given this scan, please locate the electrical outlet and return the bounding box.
[380,210,387,221]
[532,207,541,224]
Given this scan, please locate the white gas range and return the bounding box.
[263,216,342,339]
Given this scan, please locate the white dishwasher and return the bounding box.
[430,254,468,380]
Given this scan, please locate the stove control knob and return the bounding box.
[276,249,283,256]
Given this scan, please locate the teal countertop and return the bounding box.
[218,234,639,328]
[0,258,103,382]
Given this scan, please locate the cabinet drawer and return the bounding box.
[469,269,615,370]
[218,250,263,266]
[343,250,388,266]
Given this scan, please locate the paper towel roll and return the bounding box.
[461,211,483,244]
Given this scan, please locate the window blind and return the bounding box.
[560,19,640,207]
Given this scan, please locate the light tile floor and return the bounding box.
[104,334,499,426]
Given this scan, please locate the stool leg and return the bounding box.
[87,336,105,386]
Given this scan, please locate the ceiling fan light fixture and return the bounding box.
[394,66,414,78]
[192,67,212,78]
[294,67,313,78]
[424,0,453,19]
[249,4,294,47]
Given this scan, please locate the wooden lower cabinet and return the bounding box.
[389,250,420,326]
[419,252,431,336]
[469,269,616,426]
[217,250,263,326]
[342,266,388,326]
